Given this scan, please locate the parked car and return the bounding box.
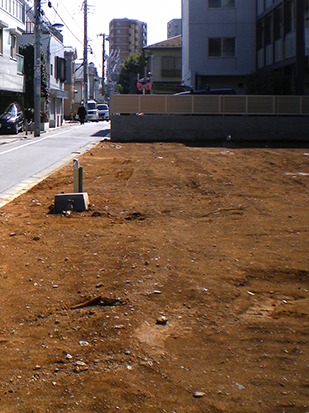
[0,103,24,134]
[174,88,237,96]
[86,100,99,122]
[97,103,109,121]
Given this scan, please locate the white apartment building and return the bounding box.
[182,0,256,93]
[0,0,25,107]
[167,19,182,39]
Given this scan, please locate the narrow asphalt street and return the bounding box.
[0,120,110,207]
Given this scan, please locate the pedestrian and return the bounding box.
[77,102,87,125]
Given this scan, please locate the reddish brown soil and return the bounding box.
[0,141,308,412]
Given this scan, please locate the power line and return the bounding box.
[45,1,84,47]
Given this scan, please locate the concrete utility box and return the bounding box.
[54,192,89,213]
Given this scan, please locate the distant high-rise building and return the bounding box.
[109,18,147,62]
[167,19,182,39]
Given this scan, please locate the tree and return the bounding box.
[117,52,146,94]
[19,43,50,119]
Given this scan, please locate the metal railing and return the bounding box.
[111,95,309,116]
[0,0,25,23]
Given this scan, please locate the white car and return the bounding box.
[97,104,109,121]
[86,100,99,122]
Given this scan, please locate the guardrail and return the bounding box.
[111,95,309,116]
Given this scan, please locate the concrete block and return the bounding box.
[54,192,89,213]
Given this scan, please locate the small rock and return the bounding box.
[156,316,168,325]
[33,236,41,241]
[154,290,162,294]
[79,340,89,346]
[75,361,87,367]
[193,391,205,398]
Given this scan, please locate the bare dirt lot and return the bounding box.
[0,140,308,413]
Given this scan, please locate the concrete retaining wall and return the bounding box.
[110,115,309,144]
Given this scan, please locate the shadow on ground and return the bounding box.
[110,136,309,149]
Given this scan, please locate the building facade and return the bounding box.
[256,0,308,95]
[72,60,101,114]
[0,0,25,109]
[109,18,147,63]
[144,35,182,94]
[167,19,182,39]
[64,47,77,119]
[21,22,68,128]
[182,0,256,93]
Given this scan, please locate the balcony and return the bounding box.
[0,0,25,23]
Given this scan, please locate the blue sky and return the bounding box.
[43,0,182,70]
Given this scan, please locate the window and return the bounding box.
[257,20,264,50]
[209,0,235,8]
[274,5,283,40]
[257,0,264,15]
[284,0,295,33]
[265,0,274,8]
[10,34,17,59]
[209,38,235,57]
[161,56,181,77]
[55,56,66,82]
[264,14,273,46]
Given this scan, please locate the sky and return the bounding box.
[43,0,182,72]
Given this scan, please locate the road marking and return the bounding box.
[0,125,80,156]
[0,137,101,208]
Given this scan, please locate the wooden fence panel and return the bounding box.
[222,96,247,114]
[111,95,140,114]
[140,95,166,113]
[247,96,274,114]
[110,95,307,116]
[276,96,301,114]
[193,96,220,114]
[169,96,193,113]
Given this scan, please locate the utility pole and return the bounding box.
[34,0,41,137]
[98,33,107,100]
[102,33,105,99]
[83,0,88,103]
